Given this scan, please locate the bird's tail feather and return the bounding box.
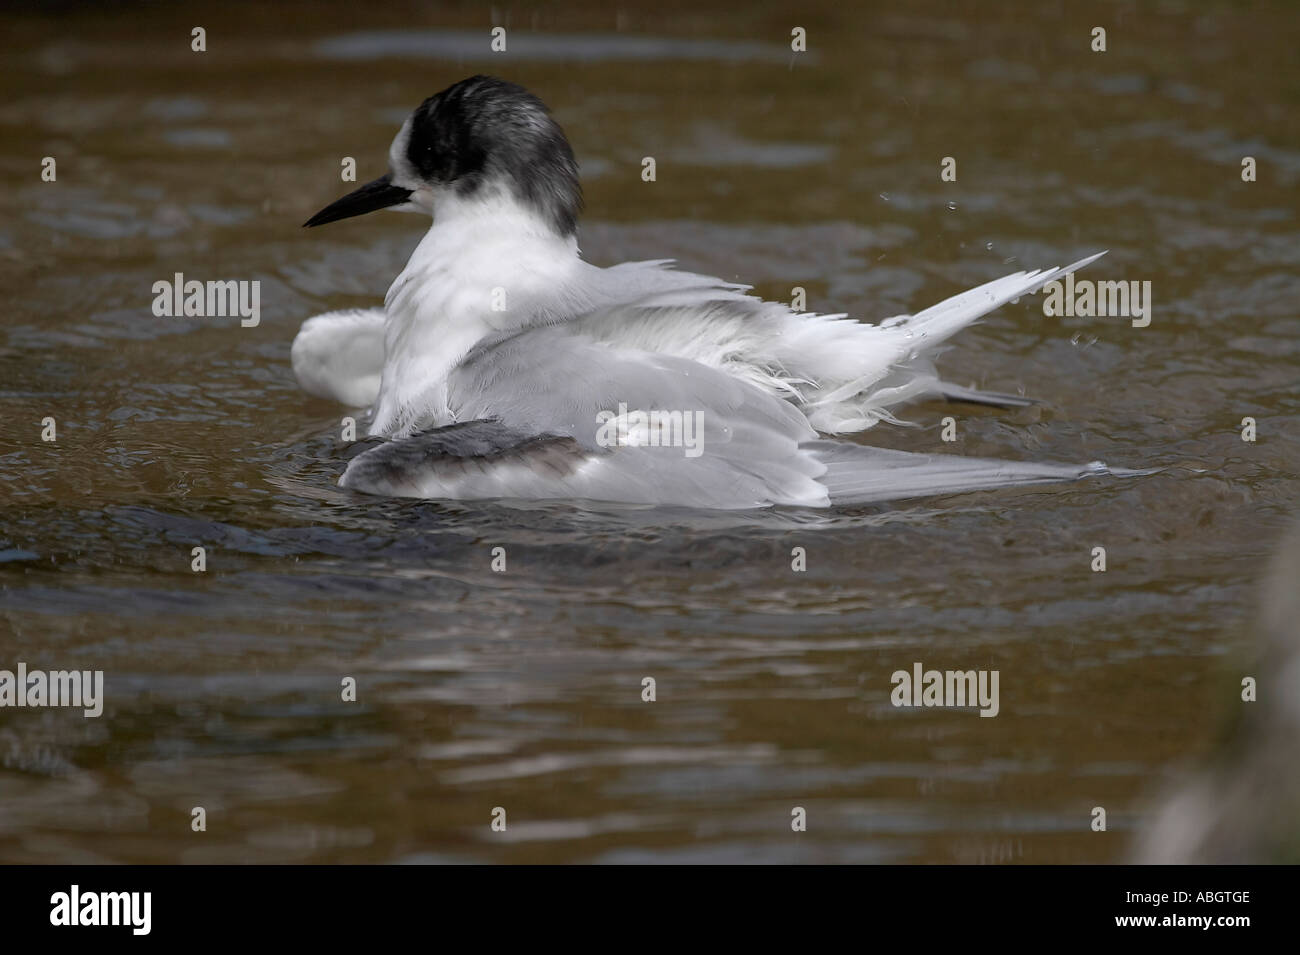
[890,250,1109,349]
[797,252,1107,432]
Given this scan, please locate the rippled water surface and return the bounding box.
[1,0,1297,863]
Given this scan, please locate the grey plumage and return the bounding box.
[339,319,1135,508]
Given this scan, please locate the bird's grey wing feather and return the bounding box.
[340,420,599,500]
[805,440,1142,506]
[343,325,832,507]
[934,382,1038,409]
[340,322,1135,508]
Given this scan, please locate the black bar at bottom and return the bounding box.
[0,864,1274,940]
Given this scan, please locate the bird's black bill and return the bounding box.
[303,175,413,227]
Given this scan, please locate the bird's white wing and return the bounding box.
[572,252,1108,432]
[290,307,385,407]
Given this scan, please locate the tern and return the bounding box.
[293,75,1125,509]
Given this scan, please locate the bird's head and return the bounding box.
[304,75,582,238]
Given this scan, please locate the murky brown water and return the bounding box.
[1,0,1297,863]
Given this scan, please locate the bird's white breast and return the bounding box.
[369,188,589,437]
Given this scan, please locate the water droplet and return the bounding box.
[878,192,891,202]
[985,242,994,251]
[946,201,958,211]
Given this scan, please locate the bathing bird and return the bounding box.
[293,75,1120,508]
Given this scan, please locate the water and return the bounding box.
[1,0,1297,863]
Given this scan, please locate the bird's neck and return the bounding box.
[370,188,587,438]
